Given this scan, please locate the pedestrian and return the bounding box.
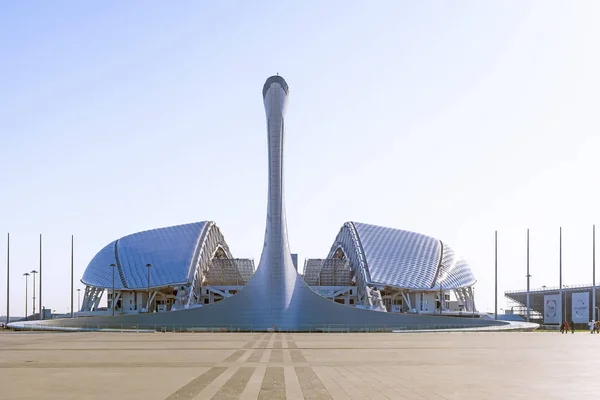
[570,320,575,334]
[564,321,569,334]
[560,321,565,334]
[589,320,595,334]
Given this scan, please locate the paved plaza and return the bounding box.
[0,331,597,399]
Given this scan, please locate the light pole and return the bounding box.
[440,283,443,315]
[472,286,476,318]
[563,285,568,323]
[526,229,531,322]
[494,230,498,320]
[110,264,116,316]
[146,264,152,313]
[559,227,562,323]
[30,270,38,320]
[23,273,29,321]
[77,288,81,312]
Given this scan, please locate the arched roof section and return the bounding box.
[81,221,233,290]
[327,222,475,290]
[433,243,477,289]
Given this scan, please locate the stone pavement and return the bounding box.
[0,331,598,399]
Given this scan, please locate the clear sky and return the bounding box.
[1,1,599,316]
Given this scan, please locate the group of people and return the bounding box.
[560,320,575,334]
[560,320,600,333]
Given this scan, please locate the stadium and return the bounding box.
[9,75,512,332]
[78,221,477,317]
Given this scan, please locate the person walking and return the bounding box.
[560,321,565,334]
[589,320,595,334]
[564,321,569,334]
[570,320,575,334]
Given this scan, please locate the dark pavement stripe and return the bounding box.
[287,341,298,349]
[295,366,333,399]
[210,367,255,399]
[270,349,283,362]
[273,341,282,349]
[165,367,227,399]
[246,349,265,362]
[258,367,285,400]
[223,350,246,362]
[290,349,307,362]
[258,340,270,348]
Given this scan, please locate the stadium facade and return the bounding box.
[11,76,507,331]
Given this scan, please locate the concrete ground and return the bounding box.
[0,331,597,400]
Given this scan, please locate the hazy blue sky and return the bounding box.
[1,1,599,316]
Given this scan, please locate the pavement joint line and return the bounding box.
[284,365,303,399]
[239,366,266,400]
[192,366,239,399]
[210,366,255,399]
[323,365,364,400]
[258,366,285,400]
[164,366,228,400]
[312,366,351,400]
[222,349,246,363]
[344,365,396,400]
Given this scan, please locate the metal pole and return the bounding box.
[440,283,443,315]
[494,230,497,320]
[593,225,596,321]
[526,228,530,322]
[110,264,115,316]
[6,233,9,325]
[31,270,37,319]
[39,234,42,320]
[77,289,81,312]
[146,264,152,313]
[559,227,563,323]
[472,286,475,318]
[70,235,74,318]
[23,273,29,321]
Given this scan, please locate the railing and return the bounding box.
[505,283,599,294]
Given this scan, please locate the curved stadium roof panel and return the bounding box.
[327,222,476,290]
[82,221,232,290]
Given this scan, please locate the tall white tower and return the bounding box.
[253,76,299,318]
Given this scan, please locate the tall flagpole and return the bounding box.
[494,230,497,320]
[39,234,42,320]
[559,227,563,323]
[6,233,9,325]
[593,225,596,321]
[526,229,530,322]
[70,235,74,318]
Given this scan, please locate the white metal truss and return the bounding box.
[185,222,234,308]
[326,222,372,307]
[81,286,105,312]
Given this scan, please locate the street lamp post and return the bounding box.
[563,285,568,322]
[77,288,81,312]
[472,286,476,318]
[110,264,116,316]
[146,264,152,313]
[23,273,29,321]
[440,283,443,315]
[30,270,38,320]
